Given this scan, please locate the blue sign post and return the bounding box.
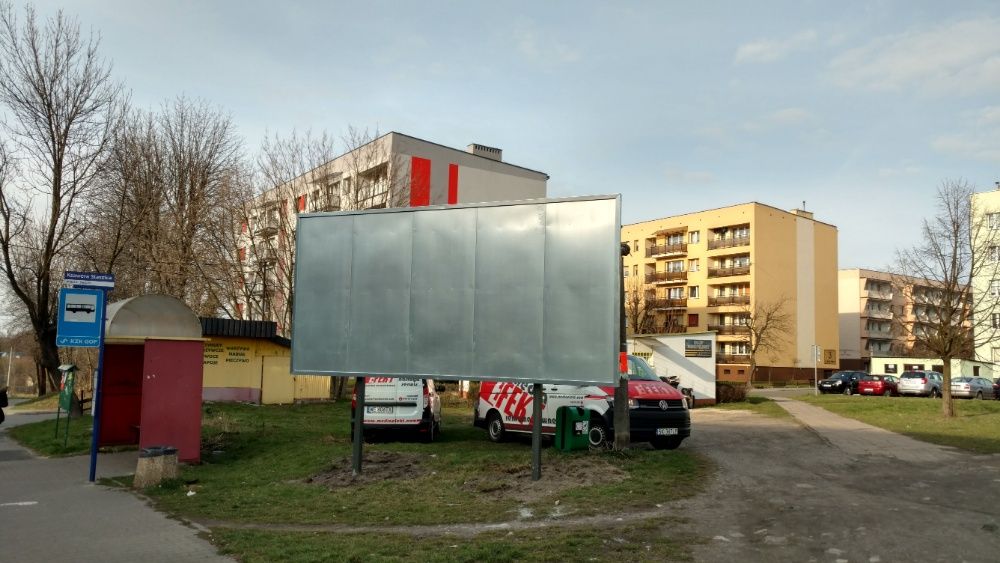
[58,271,115,483]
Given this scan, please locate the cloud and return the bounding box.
[665,166,715,185]
[734,30,817,64]
[932,134,1000,162]
[877,164,922,178]
[828,18,1000,95]
[742,107,815,132]
[513,24,580,65]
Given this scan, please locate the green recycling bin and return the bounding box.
[555,406,590,452]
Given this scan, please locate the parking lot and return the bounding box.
[679,402,1000,562]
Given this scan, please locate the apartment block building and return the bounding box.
[840,268,976,371]
[240,132,548,332]
[971,188,1000,364]
[621,202,839,382]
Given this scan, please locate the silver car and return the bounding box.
[950,376,994,400]
[897,370,943,397]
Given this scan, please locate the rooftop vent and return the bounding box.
[790,208,814,219]
[466,143,502,162]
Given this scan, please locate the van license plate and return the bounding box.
[366,406,393,414]
[656,428,678,436]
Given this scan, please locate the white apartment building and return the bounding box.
[239,132,548,333]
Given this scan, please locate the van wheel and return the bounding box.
[486,411,506,443]
[652,437,683,450]
[588,421,610,449]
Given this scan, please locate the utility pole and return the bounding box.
[813,344,819,396]
[5,345,12,388]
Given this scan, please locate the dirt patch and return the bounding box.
[306,451,428,488]
[461,455,627,503]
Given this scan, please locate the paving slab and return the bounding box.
[0,411,232,563]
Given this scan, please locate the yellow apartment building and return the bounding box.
[621,202,839,383]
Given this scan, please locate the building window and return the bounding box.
[992,313,1000,328]
[993,349,1000,363]
[633,240,638,254]
[689,231,700,244]
[885,364,897,374]
[688,258,699,272]
[623,266,628,277]
[633,264,638,276]
[687,313,699,327]
[989,213,1000,229]
[668,287,684,299]
[990,246,1000,262]
[991,280,1000,298]
[689,285,700,299]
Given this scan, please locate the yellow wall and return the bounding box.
[202,336,330,403]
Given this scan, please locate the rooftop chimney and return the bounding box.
[790,208,814,219]
[466,143,502,162]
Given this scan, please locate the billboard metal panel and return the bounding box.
[291,195,621,386]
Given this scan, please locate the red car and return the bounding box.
[857,375,899,396]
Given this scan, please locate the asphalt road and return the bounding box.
[678,405,1000,562]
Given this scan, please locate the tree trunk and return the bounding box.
[941,357,954,418]
[35,362,46,396]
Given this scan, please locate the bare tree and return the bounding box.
[894,180,1000,417]
[737,297,792,386]
[624,275,653,335]
[0,4,123,394]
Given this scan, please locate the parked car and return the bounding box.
[857,374,899,397]
[994,378,1000,400]
[818,371,866,395]
[897,370,943,397]
[351,377,442,441]
[950,376,994,400]
[473,354,691,450]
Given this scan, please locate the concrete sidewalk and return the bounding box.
[771,396,961,463]
[1,411,232,563]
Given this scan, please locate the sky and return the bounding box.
[27,0,1000,271]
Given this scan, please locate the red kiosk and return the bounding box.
[96,294,205,462]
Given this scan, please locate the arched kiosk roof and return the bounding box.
[105,294,203,342]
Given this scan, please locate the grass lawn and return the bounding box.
[710,396,791,419]
[136,401,710,529]
[8,392,59,412]
[800,394,1000,454]
[8,414,94,456]
[211,517,698,562]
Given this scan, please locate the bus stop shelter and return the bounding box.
[96,294,205,462]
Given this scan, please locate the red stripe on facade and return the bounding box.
[448,163,458,204]
[410,156,431,207]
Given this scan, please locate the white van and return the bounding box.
[351,377,442,441]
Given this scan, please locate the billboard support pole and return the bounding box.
[531,382,543,481]
[351,377,366,477]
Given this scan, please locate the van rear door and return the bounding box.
[363,377,422,426]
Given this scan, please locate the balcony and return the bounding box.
[647,243,688,257]
[708,324,751,336]
[861,328,893,340]
[707,265,750,278]
[646,271,688,284]
[862,289,893,301]
[254,219,279,237]
[649,298,687,310]
[865,308,893,320]
[653,324,688,334]
[716,353,750,364]
[707,235,750,250]
[708,295,751,307]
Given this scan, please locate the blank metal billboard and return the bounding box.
[291,195,621,386]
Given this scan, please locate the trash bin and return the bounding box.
[134,446,164,488]
[554,406,590,452]
[160,446,179,480]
